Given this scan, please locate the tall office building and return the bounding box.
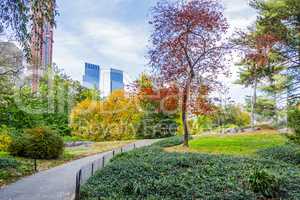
[31,22,54,68]
[110,68,124,92]
[83,63,100,90]
[100,68,124,97]
[83,64,124,97]
[30,2,55,92]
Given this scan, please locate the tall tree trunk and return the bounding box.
[251,75,257,130]
[182,82,190,147]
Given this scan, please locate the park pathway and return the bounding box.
[0,139,157,200]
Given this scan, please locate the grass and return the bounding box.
[80,136,300,200]
[166,130,287,156]
[0,140,133,187]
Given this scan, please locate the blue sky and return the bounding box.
[53,0,257,103]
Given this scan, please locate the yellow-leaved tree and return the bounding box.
[70,90,141,141]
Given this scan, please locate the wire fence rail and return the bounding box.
[74,143,137,200]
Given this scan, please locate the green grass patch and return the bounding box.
[80,137,300,200]
[63,135,86,142]
[0,151,10,158]
[188,130,287,155]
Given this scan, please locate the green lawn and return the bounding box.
[186,130,288,155]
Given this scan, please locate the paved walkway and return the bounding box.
[0,139,157,200]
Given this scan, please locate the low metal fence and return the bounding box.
[74,143,137,200]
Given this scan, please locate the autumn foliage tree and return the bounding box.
[235,31,278,128]
[70,90,141,141]
[149,0,229,146]
[134,73,179,138]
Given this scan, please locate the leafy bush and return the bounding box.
[248,169,282,198]
[257,144,300,165]
[63,135,85,143]
[0,151,9,157]
[136,112,178,139]
[0,128,12,151]
[189,115,213,134]
[0,156,34,186]
[288,108,300,143]
[80,139,300,200]
[151,136,183,148]
[9,127,64,159]
[0,157,18,169]
[211,105,250,128]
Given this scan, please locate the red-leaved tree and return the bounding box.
[148,0,229,146]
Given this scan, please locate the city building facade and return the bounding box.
[83,63,100,90]
[110,68,124,92]
[83,63,124,97]
[30,4,54,92]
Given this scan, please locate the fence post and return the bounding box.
[121,147,123,153]
[133,143,136,149]
[75,169,82,200]
[112,149,115,156]
[91,162,94,176]
[102,156,105,168]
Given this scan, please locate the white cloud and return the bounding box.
[53,17,149,82]
[53,0,258,104]
[221,0,257,103]
[82,18,147,65]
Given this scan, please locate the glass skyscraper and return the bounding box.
[83,64,124,96]
[83,63,100,90]
[110,68,124,92]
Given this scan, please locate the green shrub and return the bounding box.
[189,115,213,134]
[0,157,19,169]
[211,105,250,128]
[0,132,12,151]
[63,135,85,143]
[136,112,178,139]
[9,127,64,159]
[80,138,300,200]
[288,108,300,143]
[257,144,300,165]
[0,151,9,157]
[248,169,281,198]
[0,156,34,186]
[152,136,184,148]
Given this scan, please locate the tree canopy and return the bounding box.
[149,0,229,146]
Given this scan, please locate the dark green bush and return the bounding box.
[9,127,64,159]
[80,140,300,200]
[136,112,178,139]
[0,157,19,169]
[151,136,183,148]
[257,144,300,165]
[0,156,34,184]
[288,108,300,143]
[248,169,281,198]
